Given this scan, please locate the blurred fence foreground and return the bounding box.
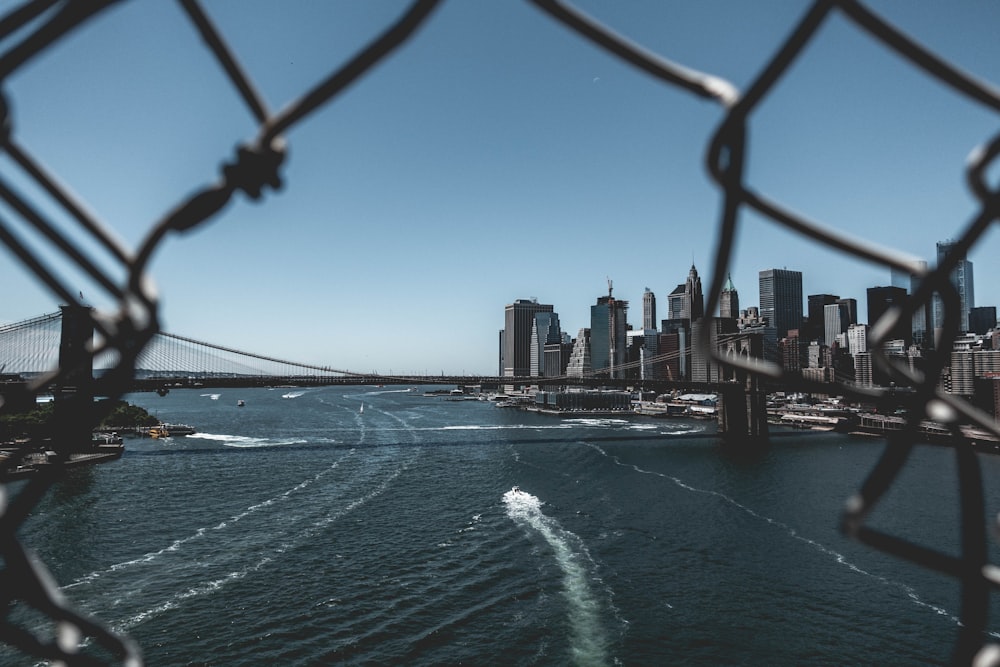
[1,1,1000,664]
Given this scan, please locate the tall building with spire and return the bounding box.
[685,264,704,321]
[666,265,705,323]
[719,274,739,319]
[590,281,628,379]
[642,288,657,331]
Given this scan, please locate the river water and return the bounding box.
[8,386,1000,665]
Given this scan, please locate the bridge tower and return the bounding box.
[717,375,768,444]
[54,305,95,451]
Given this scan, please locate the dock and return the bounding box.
[1,443,124,480]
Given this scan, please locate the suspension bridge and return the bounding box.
[0,310,457,387]
[0,309,769,437]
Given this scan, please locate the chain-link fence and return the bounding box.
[1,1,999,664]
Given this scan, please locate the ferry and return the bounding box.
[163,423,196,435]
[148,423,197,438]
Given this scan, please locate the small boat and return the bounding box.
[511,485,521,494]
[360,403,364,414]
[237,400,245,407]
[92,432,124,446]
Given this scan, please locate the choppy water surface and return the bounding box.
[10,386,1000,665]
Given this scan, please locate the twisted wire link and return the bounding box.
[0,1,442,664]
[0,0,998,663]
[533,0,1000,662]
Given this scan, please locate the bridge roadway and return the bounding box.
[129,375,726,394]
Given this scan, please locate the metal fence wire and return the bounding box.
[0,0,999,664]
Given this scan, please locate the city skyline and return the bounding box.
[508,242,983,347]
[0,3,998,375]
[500,248,1000,399]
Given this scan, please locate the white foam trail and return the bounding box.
[370,424,573,432]
[62,451,356,590]
[440,424,571,431]
[561,418,631,427]
[583,442,961,631]
[74,405,430,637]
[110,451,417,633]
[185,432,307,448]
[282,391,305,398]
[503,488,611,666]
[98,400,426,631]
[115,556,274,633]
[199,393,221,400]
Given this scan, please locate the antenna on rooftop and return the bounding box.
[607,276,613,298]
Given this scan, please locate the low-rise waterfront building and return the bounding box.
[533,390,631,412]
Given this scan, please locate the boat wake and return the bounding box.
[561,417,706,435]
[560,418,632,427]
[439,424,571,431]
[282,391,305,399]
[503,487,615,665]
[62,446,422,636]
[62,450,359,594]
[186,433,309,448]
[361,388,414,396]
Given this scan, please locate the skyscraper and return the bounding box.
[969,306,997,336]
[907,260,930,346]
[934,240,975,333]
[719,273,739,319]
[590,284,628,378]
[824,303,847,349]
[659,320,688,381]
[867,285,910,345]
[685,264,705,321]
[667,284,686,321]
[666,266,705,323]
[503,298,553,377]
[565,328,592,377]
[759,268,803,341]
[807,294,839,344]
[837,298,858,327]
[691,318,736,382]
[529,311,562,377]
[847,323,868,356]
[642,288,657,331]
[824,299,856,349]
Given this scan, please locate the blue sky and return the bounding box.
[1,1,999,374]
